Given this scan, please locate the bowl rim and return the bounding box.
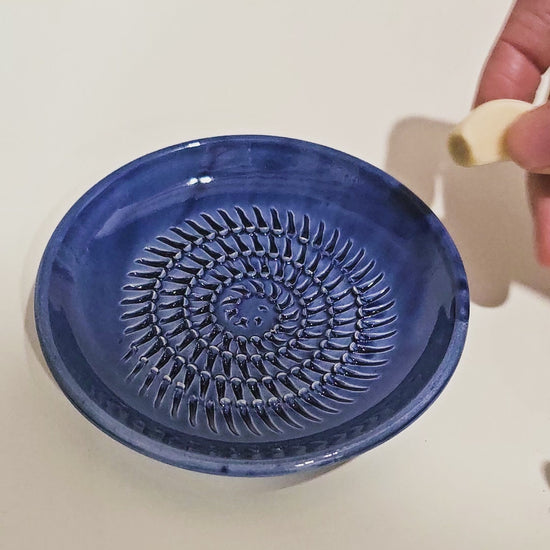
[34,134,469,477]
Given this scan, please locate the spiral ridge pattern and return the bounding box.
[121,206,396,437]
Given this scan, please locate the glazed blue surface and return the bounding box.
[35,135,469,476]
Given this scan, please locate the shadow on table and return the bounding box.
[385,117,550,307]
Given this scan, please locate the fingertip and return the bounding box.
[506,104,550,173]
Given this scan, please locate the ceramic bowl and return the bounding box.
[35,135,469,476]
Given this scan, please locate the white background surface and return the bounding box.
[2,1,550,548]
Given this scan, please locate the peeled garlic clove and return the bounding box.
[448,99,534,167]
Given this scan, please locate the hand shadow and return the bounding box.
[385,117,550,307]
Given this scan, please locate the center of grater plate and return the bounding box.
[216,284,279,337]
[120,206,396,438]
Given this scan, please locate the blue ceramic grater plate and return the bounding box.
[35,135,469,476]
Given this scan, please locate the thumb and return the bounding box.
[506,102,550,174]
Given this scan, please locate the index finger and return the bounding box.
[475,0,550,106]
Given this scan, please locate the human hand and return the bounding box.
[475,0,550,265]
